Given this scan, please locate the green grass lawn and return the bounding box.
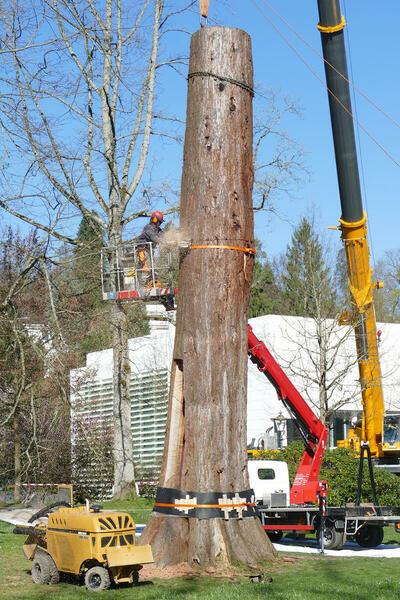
[1,499,400,599]
[100,496,154,524]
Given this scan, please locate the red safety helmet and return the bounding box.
[151,211,164,224]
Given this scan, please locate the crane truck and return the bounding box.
[316,0,400,465]
[246,0,400,551]
[248,324,400,550]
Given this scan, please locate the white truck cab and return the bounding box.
[248,460,290,508]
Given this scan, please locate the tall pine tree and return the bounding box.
[278,217,360,426]
[282,217,336,318]
[333,247,351,313]
[249,239,285,317]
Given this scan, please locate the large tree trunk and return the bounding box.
[140,26,276,567]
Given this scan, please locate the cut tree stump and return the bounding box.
[140,26,277,567]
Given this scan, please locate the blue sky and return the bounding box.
[2,1,399,269]
[153,0,400,266]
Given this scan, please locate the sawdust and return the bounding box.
[139,557,303,582]
[159,225,190,249]
[140,562,197,580]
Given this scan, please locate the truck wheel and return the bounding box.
[31,553,52,584]
[85,566,111,591]
[318,526,344,550]
[267,530,283,542]
[355,525,384,548]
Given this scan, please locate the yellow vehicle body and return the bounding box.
[337,423,362,452]
[337,214,400,458]
[22,506,153,587]
[316,3,400,463]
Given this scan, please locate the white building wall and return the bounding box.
[70,321,175,472]
[70,314,400,470]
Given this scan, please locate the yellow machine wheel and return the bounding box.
[84,566,111,592]
[31,551,59,585]
[31,553,52,584]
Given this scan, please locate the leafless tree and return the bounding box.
[0,228,71,501]
[0,0,192,497]
[374,251,400,323]
[253,89,309,217]
[273,221,363,429]
[275,315,361,428]
[0,2,313,502]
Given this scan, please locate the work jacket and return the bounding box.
[136,222,163,246]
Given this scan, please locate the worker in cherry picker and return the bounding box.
[136,211,164,288]
[137,211,164,247]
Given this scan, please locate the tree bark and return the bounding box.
[140,26,276,567]
[111,277,136,498]
[14,413,21,503]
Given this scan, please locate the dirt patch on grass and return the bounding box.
[140,555,307,582]
[2,575,27,588]
[141,562,197,580]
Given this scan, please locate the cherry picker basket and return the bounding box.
[101,242,176,302]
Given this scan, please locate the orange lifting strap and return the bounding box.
[191,244,256,255]
[154,502,255,510]
[155,501,255,509]
[199,0,210,19]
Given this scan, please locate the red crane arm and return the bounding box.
[248,324,328,504]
